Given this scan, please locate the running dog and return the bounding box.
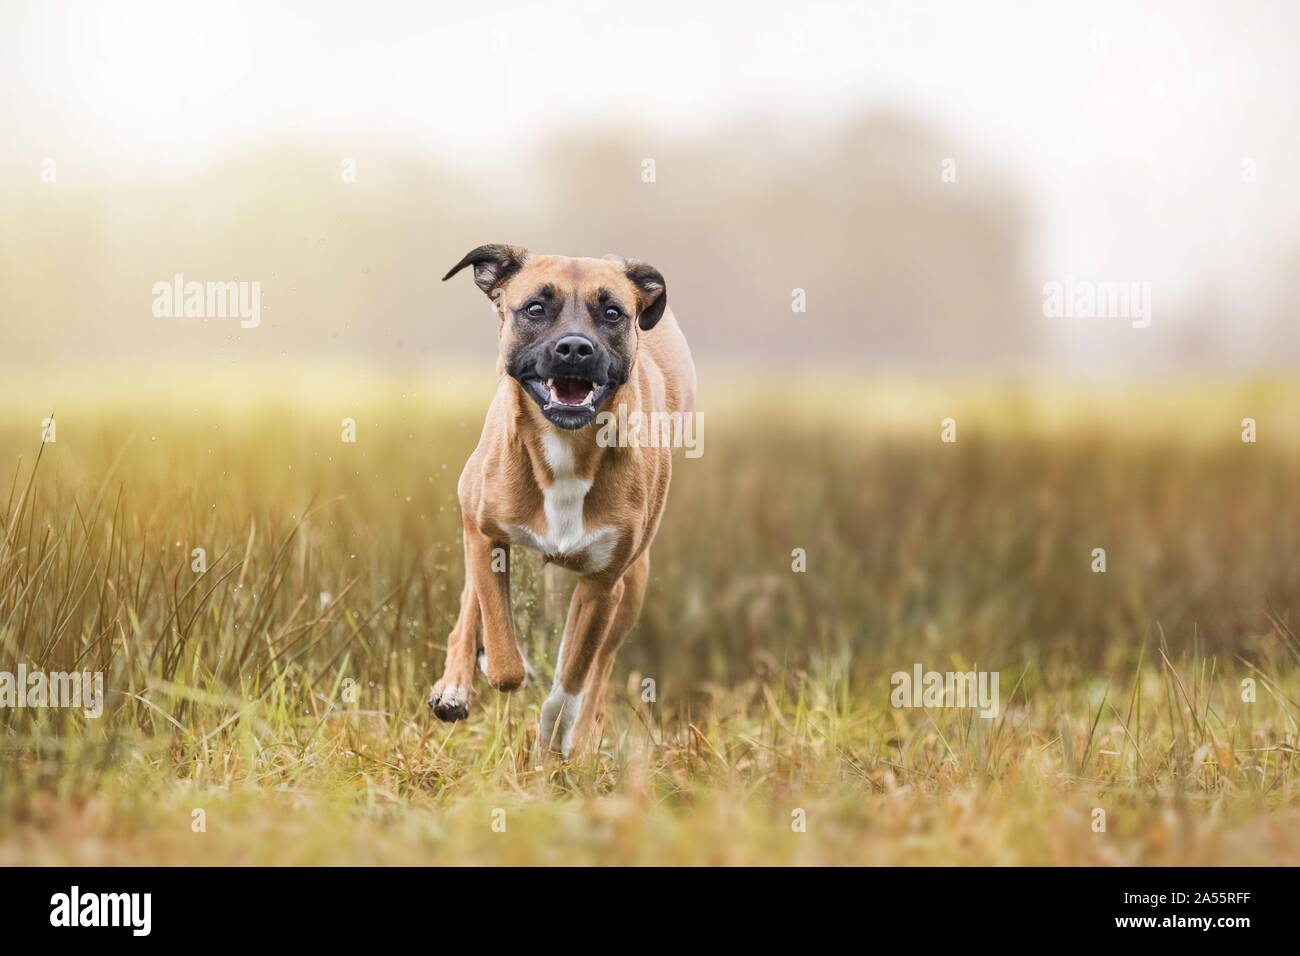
[430,244,695,756]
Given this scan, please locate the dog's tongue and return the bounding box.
[552,377,589,405]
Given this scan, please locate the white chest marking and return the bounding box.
[505,433,618,574]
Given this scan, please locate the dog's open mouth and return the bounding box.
[528,377,601,410]
[517,371,617,429]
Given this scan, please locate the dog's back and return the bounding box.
[636,306,695,418]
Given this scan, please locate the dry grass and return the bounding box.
[2,373,1299,865]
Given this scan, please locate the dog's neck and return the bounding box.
[507,377,638,484]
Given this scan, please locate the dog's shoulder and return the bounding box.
[457,378,541,522]
[637,307,695,416]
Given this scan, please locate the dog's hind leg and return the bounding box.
[539,573,623,756]
[428,577,480,721]
[570,552,650,753]
[540,552,650,757]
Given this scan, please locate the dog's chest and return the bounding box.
[504,434,618,574]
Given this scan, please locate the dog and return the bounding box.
[430,244,695,756]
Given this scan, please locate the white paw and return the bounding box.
[538,687,583,756]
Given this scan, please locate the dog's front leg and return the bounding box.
[539,575,624,756]
[428,577,480,721]
[463,516,527,692]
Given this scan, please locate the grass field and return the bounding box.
[2,371,1299,865]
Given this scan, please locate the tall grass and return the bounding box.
[1,377,1298,864]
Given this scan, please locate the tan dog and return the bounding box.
[430,244,695,756]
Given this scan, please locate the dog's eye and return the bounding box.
[524,302,546,318]
[603,307,623,322]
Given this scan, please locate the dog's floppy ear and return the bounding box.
[623,260,667,331]
[442,244,528,297]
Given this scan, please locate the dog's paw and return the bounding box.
[428,680,471,722]
[483,657,527,692]
[538,687,583,757]
[480,648,538,687]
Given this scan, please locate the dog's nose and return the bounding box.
[553,335,595,363]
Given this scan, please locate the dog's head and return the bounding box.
[443,245,667,430]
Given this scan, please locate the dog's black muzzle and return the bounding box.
[511,335,624,430]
